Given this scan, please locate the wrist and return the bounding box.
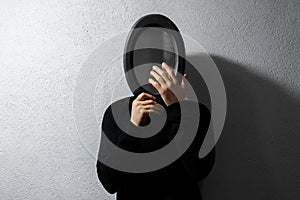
[130,118,140,127]
[166,101,181,121]
[165,97,179,107]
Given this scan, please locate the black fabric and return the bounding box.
[96,96,215,200]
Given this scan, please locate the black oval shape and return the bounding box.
[123,14,186,97]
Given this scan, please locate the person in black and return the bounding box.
[96,62,215,200]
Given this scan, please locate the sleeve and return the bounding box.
[96,160,123,194]
[165,101,181,122]
[117,116,142,151]
[179,103,216,181]
[96,97,146,193]
[110,97,182,153]
[137,101,182,152]
[96,104,128,194]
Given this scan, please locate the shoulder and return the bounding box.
[102,95,136,124]
[109,96,134,107]
[101,96,134,139]
[103,96,134,115]
[102,96,134,128]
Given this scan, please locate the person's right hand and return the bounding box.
[130,92,164,127]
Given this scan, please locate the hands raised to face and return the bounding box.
[149,62,187,107]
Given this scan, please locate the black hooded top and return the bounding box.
[96,89,215,200]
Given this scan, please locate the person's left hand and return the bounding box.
[148,62,187,106]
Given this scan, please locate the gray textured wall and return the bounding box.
[0,0,299,199]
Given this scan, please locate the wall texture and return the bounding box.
[0,0,299,199]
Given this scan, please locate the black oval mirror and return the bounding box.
[124,14,186,97]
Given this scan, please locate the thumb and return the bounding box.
[181,74,187,89]
[148,78,162,93]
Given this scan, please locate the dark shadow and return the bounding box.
[186,55,300,200]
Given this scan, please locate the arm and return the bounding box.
[96,104,127,194]
[96,97,152,193]
[179,103,216,181]
[96,160,122,194]
[135,101,182,152]
[148,62,215,180]
[136,99,214,180]
[113,95,181,153]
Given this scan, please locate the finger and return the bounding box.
[148,78,163,93]
[153,103,165,113]
[145,105,163,115]
[152,65,171,83]
[152,103,164,113]
[143,103,164,111]
[181,73,187,89]
[142,104,159,109]
[140,99,156,105]
[145,109,160,115]
[150,68,167,87]
[162,62,177,83]
[136,92,156,101]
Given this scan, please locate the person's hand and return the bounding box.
[130,92,164,127]
[148,62,187,106]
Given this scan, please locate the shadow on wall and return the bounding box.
[186,55,300,200]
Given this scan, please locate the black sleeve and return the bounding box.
[179,103,216,181]
[136,101,182,152]
[96,160,122,194]
[96,103,129,194]
[96,97,145,194]
[109,97,182,153]
[117,114,143,151]
[145,100,215,181]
